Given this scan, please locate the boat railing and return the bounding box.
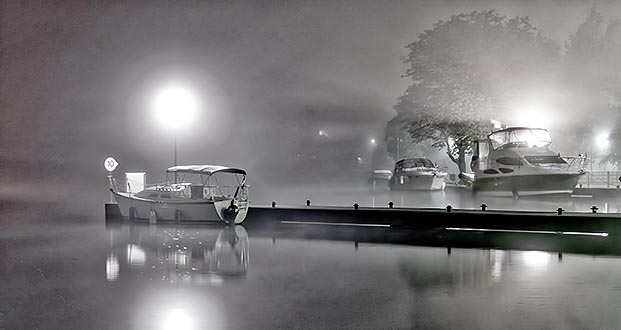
[109,176,249,200]
[204,185,249,201]
[577,171,621,188]
[109,177,151,195]
[563,155,587,171]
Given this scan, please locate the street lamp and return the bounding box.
[596,132,610,151]
[152,84,199,181]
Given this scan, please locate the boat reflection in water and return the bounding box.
[106,224,249,284]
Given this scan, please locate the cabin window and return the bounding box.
[496,157,524,166]
[498,168,514,174]
[483,169,500,174]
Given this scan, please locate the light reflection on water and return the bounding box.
[107,225,249,285]
[6,200,621,329]
[96,222,621,329]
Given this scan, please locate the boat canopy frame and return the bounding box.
[164,165,247,199]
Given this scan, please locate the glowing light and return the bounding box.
[513,106,550,129]
[106,253,119,282]
[318,130,328,137]
[127,244,146,267]
[522,251,550,269]
[370,138,377,146]
[491,250,504,283]
[161,308,195,330]
[152,84,199,132]
[596,132,610,150]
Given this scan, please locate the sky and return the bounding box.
[2,0,621,189]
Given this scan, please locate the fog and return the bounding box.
[3,0,621,206]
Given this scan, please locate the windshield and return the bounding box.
[488,128,552,149]
[396,158,435,169]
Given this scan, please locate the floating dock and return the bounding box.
[107,202,621,234]
[245,204,621,234]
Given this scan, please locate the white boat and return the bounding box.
[110,165,249,224]
[468,127,585,197]
[389,158,447,191]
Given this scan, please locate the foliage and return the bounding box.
[388,10,558,172]
[562,7,621,166]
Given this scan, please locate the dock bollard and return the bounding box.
[353,203,359,210]
[480,203,487,211]
[446,205,452,213]
[591,205,598,213]
[272,201,276,208]
[557,207,564,215]
[306,199,311,207]
[388,201,394,209]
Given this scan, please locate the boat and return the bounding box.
[368,169,392,188]
[110,165,249,224]
[389,158,447,191]
[467,127,585,197]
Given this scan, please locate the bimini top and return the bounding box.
[488,127,551,149]
[395,158,436,169]
[166,165,247,176]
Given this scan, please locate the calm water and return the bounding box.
[3,192,621,329]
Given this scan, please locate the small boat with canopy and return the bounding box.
[110,165,248,224]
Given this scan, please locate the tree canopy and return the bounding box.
[387,10,559,172]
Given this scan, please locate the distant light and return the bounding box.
[596,132,610,150]
[514,106,550,129]
[490,119,502,129]
[370,138,377,146]
[152,84,199,132]
[318,130,328,137]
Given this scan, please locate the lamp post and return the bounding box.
[152,84,199,183]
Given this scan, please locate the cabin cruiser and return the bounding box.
[110,165,248,224]
[467,127,585,197]
[368,169,392,188]
[389,158,447,191]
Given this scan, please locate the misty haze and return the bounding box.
[4,1,621,329]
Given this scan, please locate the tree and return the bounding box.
[387,10,559,172]
[563,7,621,166]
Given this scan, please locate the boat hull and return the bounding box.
[113,191,248,224]
[472,172,582,197]
[389,173,447,191]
